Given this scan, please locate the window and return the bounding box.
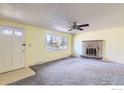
[1,26,24,36]
[46,35,68,51]
[3,29,13,35]
[14,30,23,36]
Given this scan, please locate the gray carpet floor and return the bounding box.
[11,57,124,85]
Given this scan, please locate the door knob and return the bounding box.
[22,44,26,46]
[22,50,25,52]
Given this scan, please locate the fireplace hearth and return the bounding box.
[81,40,103,59]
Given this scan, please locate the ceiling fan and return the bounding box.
[68,22,89,31]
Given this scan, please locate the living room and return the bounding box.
[0,3,124,85]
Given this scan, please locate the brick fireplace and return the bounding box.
[81,40,103,59]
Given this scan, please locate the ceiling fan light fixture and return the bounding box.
[68,22,89,31]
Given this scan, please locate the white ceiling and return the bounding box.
[0,3,124,34]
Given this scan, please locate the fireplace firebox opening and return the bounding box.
[81,40,103,59]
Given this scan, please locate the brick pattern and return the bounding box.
[82,40,103,58]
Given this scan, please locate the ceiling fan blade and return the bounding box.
[77,24,89,27]
[77,27,84,30]
[68,28,73,31]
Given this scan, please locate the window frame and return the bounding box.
[45,34,68,51]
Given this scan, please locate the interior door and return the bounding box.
[0,26,25,73]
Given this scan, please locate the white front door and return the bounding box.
[0,27,13,73]
[12,29,25,69]
[0,26,25,73]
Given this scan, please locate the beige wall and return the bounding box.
[73,27,124,64]
[1,19,124,66]
[0,19,72,66]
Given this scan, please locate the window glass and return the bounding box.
[0,26,24,36]
[46,35,68,51]
[3,29,13,35]
[14,31,23,36]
